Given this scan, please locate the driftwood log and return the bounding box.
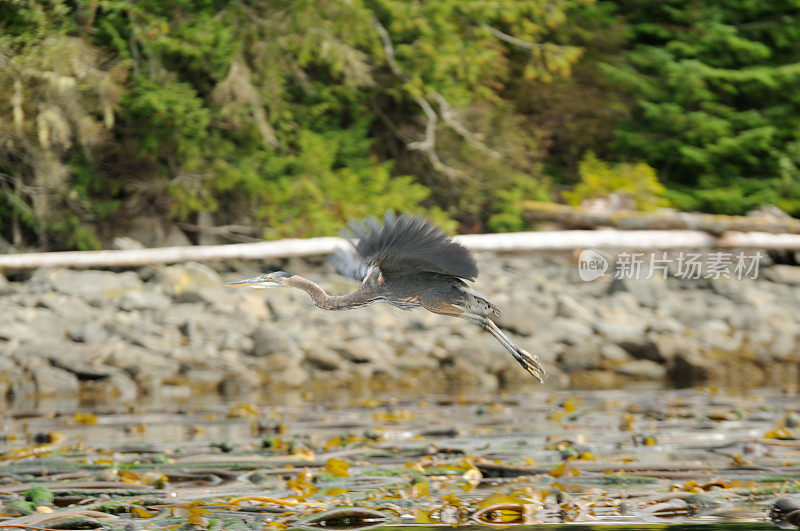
[1,229,799,271]
[523,201,800,234]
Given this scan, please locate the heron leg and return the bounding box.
[460,312,546,383]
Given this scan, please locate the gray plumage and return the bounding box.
[338,211,478,281]
[225,211,546,383]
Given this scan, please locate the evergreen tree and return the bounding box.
[605,0,800,214]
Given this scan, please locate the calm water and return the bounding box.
[1,388,797,529]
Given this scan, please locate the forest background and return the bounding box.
[2,0,800,250]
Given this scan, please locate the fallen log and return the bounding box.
[523,201,800,234]
[0,229,757,271]
[717,231,800,249]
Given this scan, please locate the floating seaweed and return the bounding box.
[0,389,798,529]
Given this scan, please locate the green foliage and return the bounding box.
[256,127,448,238]
[604,0,800,214]
[488,175,552,232]
[564,152,668,211]
[0,1,126,248]
[3,0,799,250]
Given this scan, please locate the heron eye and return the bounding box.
[268,275,273,281]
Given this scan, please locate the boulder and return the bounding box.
[593,318,648,343]
[494,304,552,336]
[541,317,594,345]
[10,352,80,395]
[765,265,800,285]
[600,343,630,362]
[155,262,222,296]
[112,236,145,250]
[304,347,345,371]
[119,290,171,312]
[608,277,666,309]
[614,359,667,380]
[558,344,603,372]
[554,294,595,322]
[440,357,499,392]
[336,338,393,365]
[29,268,142,301]
[251,325,303,358]
[648,334,699,363]
[0,272,13,295]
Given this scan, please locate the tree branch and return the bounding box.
[177,222,262,243]
[481,23,550,51]
[372,16,466,181]
[430,92,501,159]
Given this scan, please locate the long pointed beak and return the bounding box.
[224,276,264,288]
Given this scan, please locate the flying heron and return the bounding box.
[225,211,546,382]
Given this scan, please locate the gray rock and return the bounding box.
[0,321,40,342]
[184,368,225,387]
[163,225,192,247]
[119,290,171,312]
[220,330,254,352]
[8,307,67,340]
[770,328,797,360]
[251,325,303,358]
[304,347,345,371]
[494,305,552,336]
[542,317,594,345]
[271,364,309,387]
[112,236,145,250]
[337,338,393,365]
[108,343,181,390]
[608,277,665,309]
[394,347,439,371]
[614,359,666,380]
[0,272,12,295]
[594,318,648,343]
[554,294,595,322]
[49,353,139,400]
[10,352,80,395]
[600,343,630,362]
[765,265,800,285]
[156,262,222,296]
[558,344,602,372]
[36,292,93,319]
[648,312,685,334]
[122,216,166,247]
[441,357,498,392]
[29,268,142,301]
[648,334,698,363]
[0,355,35,401]
[70,320,110,343]
[698,329,743,352]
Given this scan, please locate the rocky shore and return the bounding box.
[1,251,799,406]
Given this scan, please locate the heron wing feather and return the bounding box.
[347,211,478,281]
[329,247,375,281]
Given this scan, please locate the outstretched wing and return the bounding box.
[329,246,375,282]
[341,211,478,281]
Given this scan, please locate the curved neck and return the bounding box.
[286,275,379,310]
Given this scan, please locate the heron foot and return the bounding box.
[512,347,546,383]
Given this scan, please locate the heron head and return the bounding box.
[224,271,293,289]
